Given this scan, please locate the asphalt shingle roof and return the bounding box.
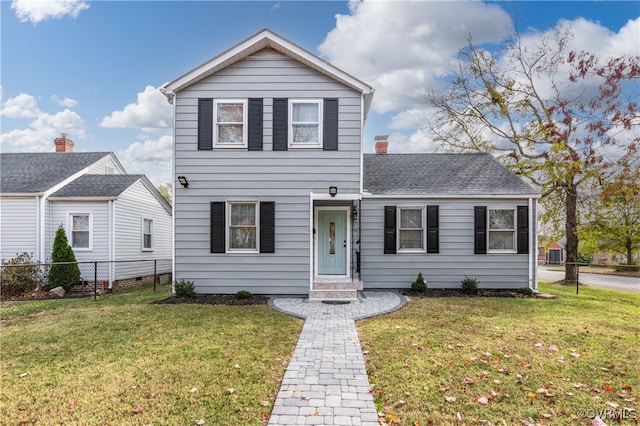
[363,153,538,196]
[49,174,143,198]
[0,152,111,193]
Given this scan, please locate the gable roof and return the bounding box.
[48,174,144,198]
[161,29,375,117]
[0,152,111,194]
[363,153,539,197]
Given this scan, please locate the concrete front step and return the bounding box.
[308,289,359,302]
[312,281,364,290]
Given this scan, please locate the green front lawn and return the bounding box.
[359,282,639,425]
[0,286,302,426]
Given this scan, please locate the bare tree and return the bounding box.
[428,29,639,283]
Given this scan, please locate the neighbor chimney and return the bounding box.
[374,135,388,154]
[54,133,74,152]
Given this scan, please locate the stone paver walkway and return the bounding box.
[267,292,407,426]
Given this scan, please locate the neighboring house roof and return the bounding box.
[49,174,172,215]
[363,153,539,196]
[161,28,375,118]
[1,152,111,194]
[48,174,144,198]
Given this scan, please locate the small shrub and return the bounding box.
[515,287,534,296]
[613,263,639,273]
[235,290,252,299]
[47,225,81,291]
[460,276,479,294]
[410,273,428,293]
[174,279,196,297]
[1,252,47,298]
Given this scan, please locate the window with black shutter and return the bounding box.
[384,206,397,254]
[198,99,213,150]
[426,205,439,254]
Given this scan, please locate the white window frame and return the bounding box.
[397,206,425,253]
[288,99,323,148]
[226,200,259,253]
[488,208,517,253]
[213,99,248,148]
[142,218,153,251]
[67,212,93,251]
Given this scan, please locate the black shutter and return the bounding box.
[426,205,439,254]
[248,98,263,151]
[474,206,487,254]
[273,98,288,151]
[517,205,529,254]
[210,202,225,253]
[198,98,213,150]
[323,98,338,151]
[384,206,397,254]
[260,201,275,253]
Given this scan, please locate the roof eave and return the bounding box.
[48,196,118,201]
[362,193,541,199]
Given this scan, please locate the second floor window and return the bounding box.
[214,100,247,148]
[289,99,322,148]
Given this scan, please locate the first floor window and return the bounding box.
[214,99,247,147]
[71,214,90,249]
[143,219,153,250]
[229,202,257,250]
[488,209,515,251]
[289,99,322,147]
[398,207,424,251]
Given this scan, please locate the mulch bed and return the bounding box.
[154,294,270,306]
[400,288,535,298]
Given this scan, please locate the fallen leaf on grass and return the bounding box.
[133,406,144,414]
[260,400,269,407]
[189,387,197,393]
[444,396,456,403]
[18,372,28,378]
[71,399,77,407]
[196,419,205,425]
[570,352,581,358]
[226,388,235,394]
[528,392,538,399]
[464,377,475,385]
[477,396,491,404]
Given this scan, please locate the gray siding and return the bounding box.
[174,49,363,294]
[114,180,172,279]
[0,197,39,260]
[360,198,534,289]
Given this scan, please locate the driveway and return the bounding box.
[538,266,640,294]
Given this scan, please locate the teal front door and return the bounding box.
[317,209,347,275]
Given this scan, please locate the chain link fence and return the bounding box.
[542,262,640,304]
[1,259,172,302]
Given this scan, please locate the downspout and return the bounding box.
[109,200,115,289]
[359,93,365,194]
[528,197,534,290]
[531,197,538,290]
[309,193,314,291]
[39,195,46,262]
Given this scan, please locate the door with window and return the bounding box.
[317,209,347,275]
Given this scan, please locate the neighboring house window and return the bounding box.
[69,213,92,250]
[398,207,425,251]
[214,100,247,148]
[143,219,153,250]
[488,209,516,252]
[228,202,258,251]
[288,99,322,148]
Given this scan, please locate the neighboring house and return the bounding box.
[161,29,539,300]
[0,136,172,289]
[546,242,566,264]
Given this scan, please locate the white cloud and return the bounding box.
[319,0,513,114]
[0,109,86,151]
[117,135,173,187]
[1,93,41,118]
[12,0,89,24]
[101,86,173,132]
[51,95,78,108]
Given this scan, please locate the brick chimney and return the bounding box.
[54,133,74,152]
[374,135,388,154]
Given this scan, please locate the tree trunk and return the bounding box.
[564,183,579,283]
[626,236,633,266]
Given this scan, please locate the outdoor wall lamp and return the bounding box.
[352,208,358,220]
[329,186,338,197]
[177,176,189,188]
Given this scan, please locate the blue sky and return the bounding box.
[1,0,639,186]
